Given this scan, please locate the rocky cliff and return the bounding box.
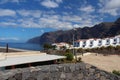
[27,17,120,45]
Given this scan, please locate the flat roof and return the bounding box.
[0,51,65,67]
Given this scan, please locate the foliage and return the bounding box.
[75,45,120,55]
[77,57,82,62]
[52,45,57,50]
[43,43,52,50]
[61,46,67,50]
[65,53,74,61]
[77,48,84,53]
[112,70,120,76]
[65,49,71,53]
[106,45,113,50]
[115,46,119,50]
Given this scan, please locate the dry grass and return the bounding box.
[81,53,120,72]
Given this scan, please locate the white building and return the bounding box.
[52,42,71,50]
[74,35,120,49]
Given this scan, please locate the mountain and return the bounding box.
[27,17,120,45]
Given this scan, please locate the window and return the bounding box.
[89,41,93,47]
[99,40,102,43]
[74,42,80,47]
[77,42,79,47]
[74,42,77,47]
[82,41,86,47]
[119,37,120,43]
[106,39,110,45]
[98,40,102,46]
[83,41,86,44]
[113,38,117,44]
[83,41,86,45]
[90,41,93,44]
[82,45,85,47]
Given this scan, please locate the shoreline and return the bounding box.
[0,47,32,52]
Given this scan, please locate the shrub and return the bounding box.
[65,53,74,61]
[65,49,71,53]
[112,70,120,76]
[77,57,82,62]
[43,43,52,50]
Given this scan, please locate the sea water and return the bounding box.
[0,42,43,51]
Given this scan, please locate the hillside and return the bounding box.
[27,17,120,45]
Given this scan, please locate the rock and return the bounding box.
[43,77,50,80]
[65,73,73,79]
[100,76,106,80]
[26,77,37,80]
[77,73,83,79]
[14,73,22,80]
[0,63,120,80]
[89,68,95,73]
[86,64,91,69]
[60,73,66,79]
[49,66,59,72]
[95,73,101,79]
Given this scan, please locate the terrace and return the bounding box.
[0,51,65,70]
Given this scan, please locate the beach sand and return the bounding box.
[80,53,120,72]
[0,47,30,52]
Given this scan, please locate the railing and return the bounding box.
[106,42,110,45]
[89,44,93,47]
[82,45,86,47]
[113,42,117,44]
[98,43,102,46]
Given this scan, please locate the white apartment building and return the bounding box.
[74,35,120,49]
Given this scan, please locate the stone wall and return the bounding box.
[0,63,120,80]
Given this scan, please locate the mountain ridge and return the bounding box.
[27,17,120,45]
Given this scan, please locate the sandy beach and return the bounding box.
[80,53,120,72]
[0,47,31,52]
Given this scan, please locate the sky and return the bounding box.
[0,0,120,42]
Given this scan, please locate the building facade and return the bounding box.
[74,35,120,49]
[52,42,71,50]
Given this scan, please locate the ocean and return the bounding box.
[0,42,43,51]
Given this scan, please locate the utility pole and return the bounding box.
[73,29,77,62]
[73,34,75,56]
[6,43,8,53]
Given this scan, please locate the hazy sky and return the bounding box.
[0,0,120,42]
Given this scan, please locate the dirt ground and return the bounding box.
[81,53,120,72]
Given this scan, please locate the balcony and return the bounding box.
[113,38,117,44]
[82,45,86,47]
[98,43,102,46]
[113,42,117,44]
[98,40,102,46]
[106,43,110,45]
[89,44,93,47]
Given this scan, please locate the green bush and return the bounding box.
[43,43,52,50]
[65,53,74,61]
[65,49,71,53]
[112,70,120,76]
[77,57,82,62]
